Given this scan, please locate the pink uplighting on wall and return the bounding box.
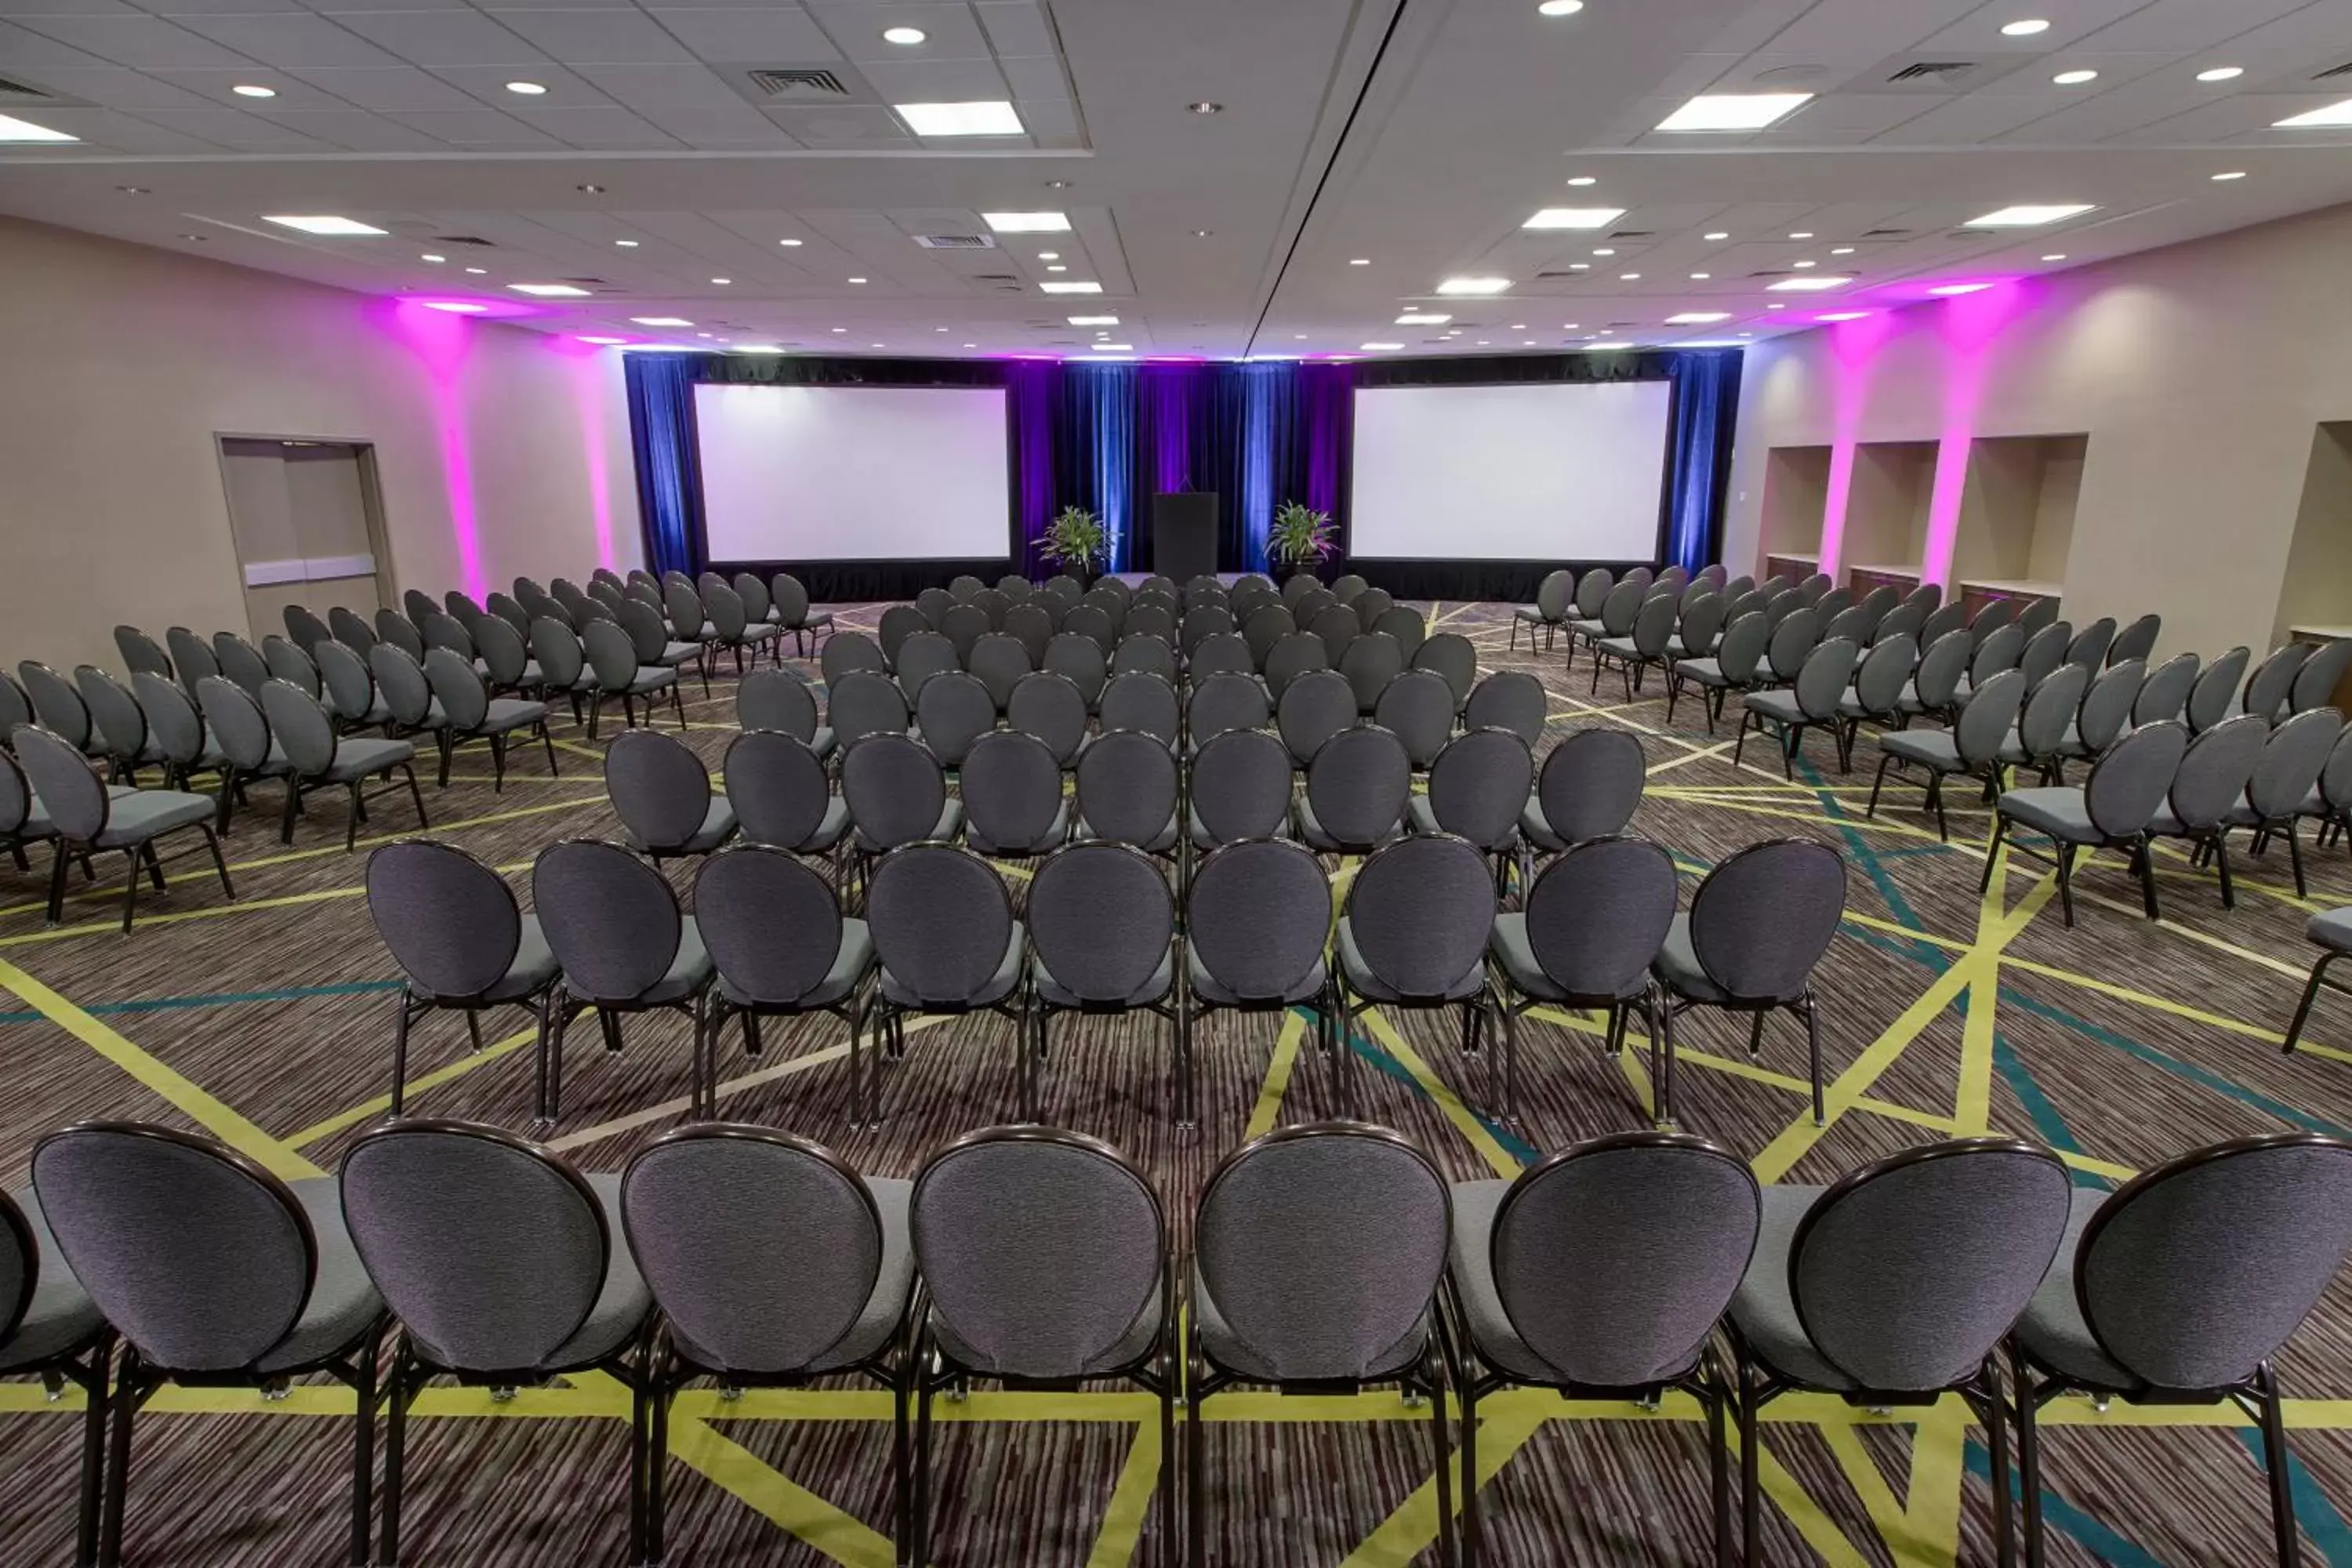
[546,336,618,569]
[1817,309,1897,579]
[1921,279,2028,588]
[379,298,486,601]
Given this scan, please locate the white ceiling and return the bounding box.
[2,0,2350,357]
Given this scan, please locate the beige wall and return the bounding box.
[0,214,639,679]
[1726,201,2352,659]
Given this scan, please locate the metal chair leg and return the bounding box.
[2257,1361,2303,1568]
[2282,953,2343,1055]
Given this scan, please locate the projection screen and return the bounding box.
[1348,380,1674,560]
[695,383,1010,561]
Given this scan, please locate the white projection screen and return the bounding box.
[695,383,1011,561]
[1348,380,1675,560]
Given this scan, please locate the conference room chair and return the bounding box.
[1098,670,1181,747]
[1179,604,1236,656]
[1557,569,1613,662]
[1374,604,1428,659]
[366,838,558,1118]
[959,730,1071,863]
[1026,840,1181,1122]
[1044,575,1087,608]
[2100,611,2157,666]
[1186,1122,1455,1567]
[1113,632,1179,684]
[163,626,222,699]
[691,845,877,1123]
[1590,590,1677,702]
[367,642,449,765]
[0,1181,111,1567]
[580,619,684,737]
[113,625,172,681]
[1240,604,1294,669]
[1869,667,2027,841]
[1338,629,1404,717]
[662,580,724,689]
[261,679,426,851]
[33,1122,385,1568]
[1008,670,1091,767]
[939,601,990,665]
[939,572,981,604]
[1261,630,1327,700]
[996,572,1033,601]
[705,581,784,673]
[2057,658,2145,774]
[584,581,624,617]
[1067,601,1120,654]
[1293,603,1354,668]
[1820,604,1875,648]
[1668,591,1726,663]
[1230,576,1275,615]
[532,838,713,1124]
[1519,724,1645,865]
[1736,637,1862,779]
[1983,720,2189,926]
[1669,610,1769,732]
[819,630,887,688]
[1755,604,1821,695]
[372,608,427,664]
[1352,586,1397,633]
[1755,573,1793,601]
[1965,597,2017,648]
[2066,615,2118,673]
[2225,706,2343,897]
[519,583,571,630]
[2284,902,2352,1056]
[2015,595,2060,639]
[2241,642,2313,724]
[1893,629,1970,728]
[1851,582,1900,632]
[1276,570,1316,608]
[2133,649,2199,729]
[129,671,227,797]
[1073,730,1178,859]
[400,586,439,627]
[728,570,772,627]
[1761,590,1805,632]
[261,633,324,699]
[2302,725,2352,851]
[20,662,103,760]
[338,1120,655,1566]
[1412,631,1477,710]
[1331,572,1369,604]
[0,670,35,749]
[328,605,378,655]
[619,594,709,698]
[2187,645,2253,734]
[1812,587,1856,625]
[1873,598,1928,649]
[524,617,599,729]
[1004,602,1056,666]
[1831,633,1916,762]
[2014,621,2071,695]
[1374,667,1458,773]
[1410,723,1530,855]
[863,843,1027,1122]
[1728,1138,2071,1568]
[2007,1133,2352,1568]
[1461,670,1542,749]
[209,634,270,699]
[1042,631,1109,711]
[2146,713,2268,908]
[418,612,476,668]
[1126,601,1178,645]
[1277,667,1359,769]
[1186,728,1294,859]
[74,666,166,785]
[1293,587,1340,629]
[1509,569,1574,652]
[1175,836,1334,1123]
[1443,1131,1754,1567]
[1899,579,1940,614]
[724,729,851,874]
[1189,630,1257,684]
[909,669,993,769]
[1336,833,1497,1109]
[843,729,962,880]
[878,603,928,667]
[2000,660,2090,785]
[197,675,297,834]
[2292,637,2352,714]
[423,647,555,790]
[605,728,736,866]
[738,666,834,760]
[462,615,539,706]
[1654,837,1845,1126]
[1297,724,1411,857]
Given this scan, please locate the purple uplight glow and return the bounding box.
[544,335,619,570]
[1922,279,2029,587]
[1817,309,1898,579]
[380,298,485,600]
[401,293,539,319]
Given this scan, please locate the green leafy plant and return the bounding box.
[1036,505,1107,573]
[1267,500,1337,571]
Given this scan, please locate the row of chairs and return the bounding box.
[9,1116,2347,1567]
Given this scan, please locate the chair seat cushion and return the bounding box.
[478,699,548,737]
[1193,1262,1427,1385]
[796,795,854,853]
[807,727,837,762]
[880,920,1023,1011]
[622,916,712,1007]
[539,1175,655,1370]
[855,798,962,854]
[1518,794,1564,853]
[1184,945,1325,1008]
[1296,796,1403,854]
[1597,636,1640,659]
[1998,787,2096,842]
[1727,1185,1849,1391]
[1076,811,1179,856]
[2010,1186,2133,1389]
[623,668,679,698]
[1743,690,1803,724]
[2308,907,2352,956]
[1675,658,1727,688]
[260,1178,387,1374]
[1651,913,1745,1005]
[1336,916,1483,1004]
[92,789,217,849]
[1489,913,1642,1004]
[0,1189,104,1370]
[1189,802,1293,852]
[325,736,416,782]
[1512,607,1548,624]
[1879,729,1961,771]
[1567,619,1605,638]
[717,918,874,1012]
[659,641,702,665]
[1032,944,1174,1010]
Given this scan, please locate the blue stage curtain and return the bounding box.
[623,352,706,579]
[1235,363,1302,572]
[1664,350,1744,575]
[1055,362,1141,572]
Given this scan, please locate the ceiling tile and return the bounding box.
[631,96,792,142]
[251,104,448,146]
[6,12,257,67]
[172,13,409,68]
[134,102,334,142]
[808,2,989,64]
[491,8,693,64]
[0,0,136,15]
[383,103,560,141]
[855,54,1007,102]
[1911,0,2158,55]
[283,64,478,108]
[2078,0,2318,53]
[567,56,729,105]
[763,100,907,143]
[995,51,1062,100]
[0,18,115,67]
[1012,94,1070,136]
[507,99,677,144]
[974,1,1051,58]
[133,0,312,13]
[1866,89,2053,144]
[0,101,223,143]
[10,61,221,106]
[648,6,835,64]
[330,9,545,68]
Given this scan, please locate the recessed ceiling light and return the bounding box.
[848,276,866,284]
[614,239,638,247]
[734,345,784,354]
[1068,314,1120,325]
[1831,246,1855,255]
[1566,176,1597,187]
[510,282,590,296]
[984,211,1071,233]
[231,84,275,98]
[882,25,926,45]
[1817,311,1871,321]
[1561,322,1579,329]
[1969,203,2094,226]
[177,233,207,242]
[1621,273,1642,281]
[1931,282,1992,296]
[464,267,486,275]
[1038,251,1061,261]
[2274,99,2352,127]
[1592,247,1616,256]
[1523,207,1626,230]
[964,343,978,348]
[580,336,627,345]
[2000,18,2052,35]
[1789,231,1814,239]
[2211,169,2247,180]
[870,343,885,349]
[831,327,847,333]
[1191,228,1213,238]
[116,185,148,194]
[1568,263,1591,270]
[2042,252,2067,261]
[1766,275,1853,292]
[1766,302,1785,309]
[779,238,803,247]
[1477,340,1491,346]
[1667,310,1732,324]
[1046,263,1068,272]
[1396,312,1453,325]
[1090,343,1133,350]
[420,253,445,263]
[506,81,546,95]
[2053,69,2098,85]
[1294,333,1308,339]
[262,215,387,235]
[1537,0,1584,13]
[1656,93,1813,132]
[633,316,693,326]
[1509,323,1526,329]
[710,278,730,285]
[1042,281,1104,293]
[1188,101,1222,114]
[895,100,1023,136]
[1792,259,1818,268]
[420,301,487,313]
[1704,231,1729,241]
[1359,342,1404,351]
[1582,342,1633,350]
[1436,276,1511,295]
[2196,66,2245,82]
[1690,271,1711,280]
[1348,257,1370,266]
[577,183,604,194]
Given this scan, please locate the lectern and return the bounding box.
[1152,492,1219,580]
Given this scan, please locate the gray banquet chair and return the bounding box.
[895,631,961,705]
[1189,630,1255,684]
[1331,572,1367,604]
[2145,713,2266,908]
[1900,629,1974,725]
[1592,591,1677,701]
[328,606,378,655]
[2007,1133,2352,1568]
[1242,604,1295,668]
[20,662,100,758]
[1510,569,1574,651]
[131,671,226,796]
[165,627,222,699]
[1262,630,1327,699]
[1376,668,1457,771]
[1729,1138,2071,1568]
[1044,631,1109,710]
[1445,1132,1757,1566]
[2291,637,2352,715]
[1065,602,1118,655]
[2109,612,2161,666]
[865,844,1027,1123]
[2241,643,2312,724]
[1954,620,2023,704]
[968,632,1033,713]
[737,667,833,760]
[623,593,710,699]
[1654,838,1846,1126]
[2058,658,2145,769]
[1187,1123,1455,1566]
[1308,603,1360,666]
[913,670,997,769]
[1005,603,1056,667]
[524,618,598,728]
[1287,667,1371,768]
[418,612,474,666]
[1335,833,1499,1112]
[1178,837,1337,1123]
[2015,622,2071,692]
[1737,637,1862,778]
[1869,668,2026,841]
[2066,615,2117,673]
[198,673,296,833]
[114,624,173,682]
[1464,670,1544,748]
[339,1120,654,1566]
[1340,630,1406,716]
[1490,834,1678,1126]
[74,665,167,784]
[622,1125,914,1561]
[531,839,714,1124]
[0,669,37,745]
[828,669,913,751]
[1008,670,1091,768]
[878,604,928,669]
[1353,585,1396,632]
[366,838,559,1117]
[959,730,1070,860]
[423,647,554,789]
[771,573,833,655]
[940,601,990,664]
[366,644,453,765]
[1098,670,1181,748]
[692,847,878,1127]
[605,728,736,863]
[1187,728,1294,858]
[33,1123,385,1567]
[1374,605,1428,659]
[583,619,685,735]
[373,609,426,664]
[662,581,719,692]
[907,1127,1175,1566]
[1671,611,1770,732]
[1297,723,1410,853]
[1998,659,2089,786]
[1076,728,1180,855]
[1833,632,1917,761]
[704,581,782,673]
[260,678,426,851]
[1573,579,1643,670]
[1521,725,1646,858]
[2302,724,2352,851]
[1414,632,1479,712]
[1983,720,2189,926]
[2187,645,2251,734]
[2223,706,2343,897]
[1027,840,1181,1122]
[14,724,235,932]
[0,1181,111,1567]
[1179,604,1235,656]
[2285,906,2352,1057]
[212,633,272,698]
[1187,670,1272,753]
[843,733,963,892]
[263,633,324,702]
[723,730,851,863]
[1409,727,1533,885]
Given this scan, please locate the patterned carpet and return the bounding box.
[2,597,2348,1567]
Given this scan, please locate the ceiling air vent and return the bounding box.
[2314,60,2352,80]
[560,276,610,286]
[974,272,1021,281]
[913,233,996,249]
[1608,230,1655,240]
[747,67,850,99]
[1535,270,1581,278]
[0,74,53,100]
[1862,227,1911,238]
[431,234,496,248]
[1747,269,1794,278]
[1887,60,1984,85]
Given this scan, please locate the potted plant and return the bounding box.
[1036,504,1108,585]
[1267,499,1337,579]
